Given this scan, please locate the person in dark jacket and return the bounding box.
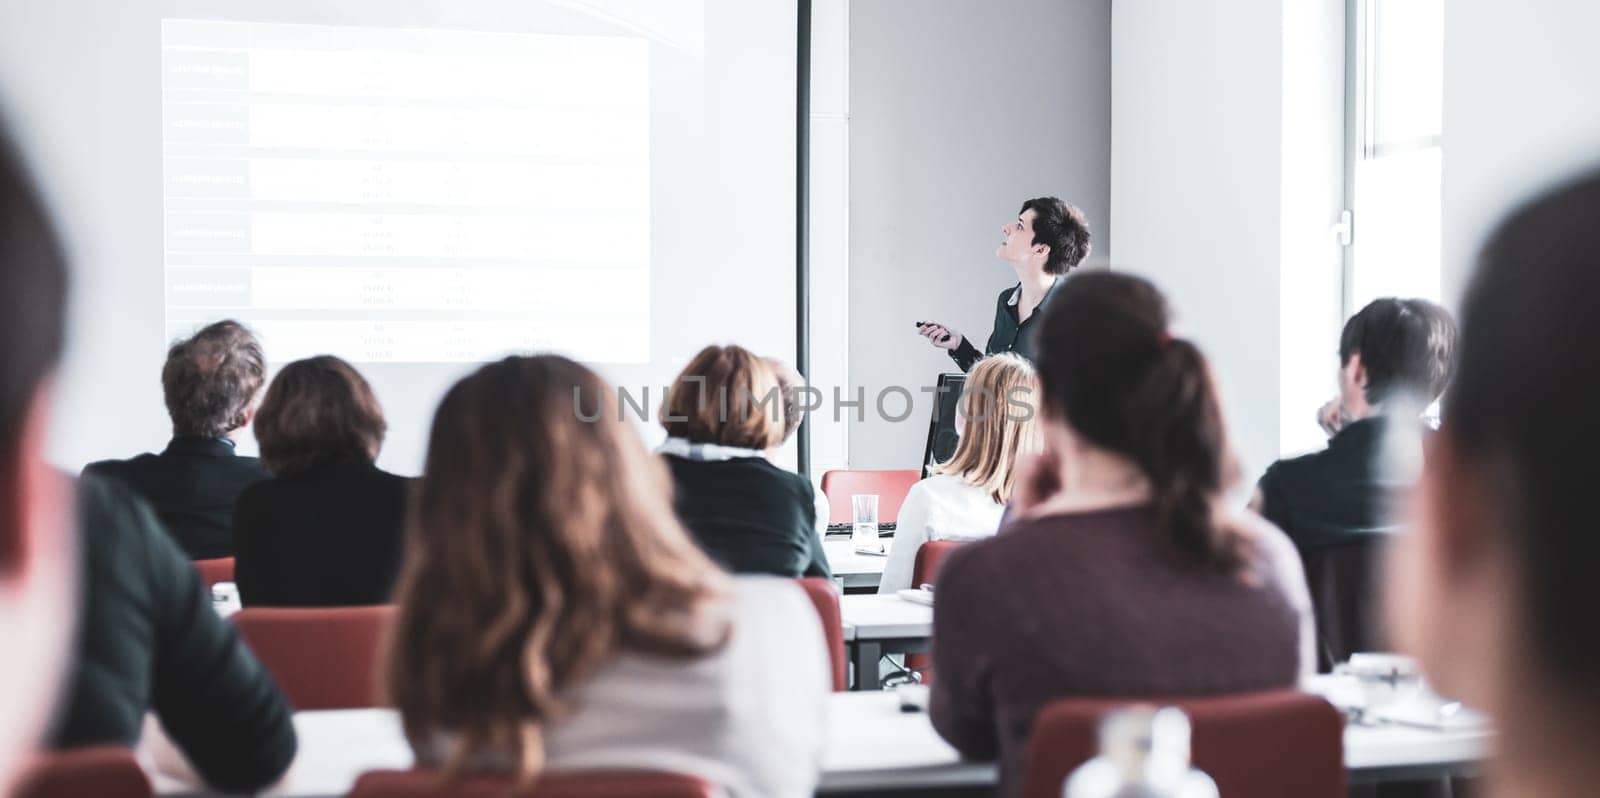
[915,197,1092,371]
[83,319,268,559]
[235,356,409,607]
[1253,297,1457,669]
[0,120,78,788]
[50,473,296,792]
[660,345,830,578]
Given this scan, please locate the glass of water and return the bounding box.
[851,494,880,553]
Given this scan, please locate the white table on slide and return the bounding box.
[146,683,1489,796]
[840,593,933,690]
[823,538,891,589]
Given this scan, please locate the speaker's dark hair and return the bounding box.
[1020,197,1092,275]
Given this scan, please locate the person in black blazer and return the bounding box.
[83,320,268,559]
[234,355,409,607]
[915,197,1092,371]
[1252,297,1457,670]
[659,345,830,578]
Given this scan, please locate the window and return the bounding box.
[1345,0,1444,312]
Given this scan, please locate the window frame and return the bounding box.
[1343,0,1445,317]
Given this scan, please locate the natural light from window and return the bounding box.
[1349,0,1443,311]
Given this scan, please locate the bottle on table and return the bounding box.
[1062,706,1218,798]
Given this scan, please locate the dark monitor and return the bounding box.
[921,372,965,479]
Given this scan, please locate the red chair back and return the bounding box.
[10,746,152,798]
[819,469,921,525]
[904,540,965,681]
[193,557,235,589]
[910,540,964,588]
[347,770,718,798]
[796,577,847,691]
[231,605,395,710]
[1021,690,1345,798]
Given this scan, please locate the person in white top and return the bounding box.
[386,355,830,798]
[879,353,1041,594]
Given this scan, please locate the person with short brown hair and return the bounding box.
[660,345,831,578]
[388,355,828,795]
[917,197,1092,372]
[84,319,269,558]
[762,355,834,535]
[233,356,409,607]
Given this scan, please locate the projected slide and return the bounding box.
[161,19,650,363]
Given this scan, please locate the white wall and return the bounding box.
[1279,0,1347,458]
[1441,0,1600,305]
[847,0,1112,469]
[1111,0,1345,482]
[807,0,851,479]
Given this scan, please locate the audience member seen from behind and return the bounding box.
[929,271,1314,796]
[53,474,297,791]
[1387,172,1600,798]
[0,142,298,789]
[878,353,1040,594]
[83,320,268,559]
[1253,298,1456,670]
[0,124,77,790]
[764,356,833,533]
[661,345,831,578]
[234,356,410,607]
[387,355,828,796]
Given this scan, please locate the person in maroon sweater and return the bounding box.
[928,271,1314,796]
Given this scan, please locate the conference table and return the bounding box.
[145,677,1488,796]
[840,594,932,691]
[822,538,890,590]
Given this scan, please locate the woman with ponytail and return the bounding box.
[927,271,1313,796]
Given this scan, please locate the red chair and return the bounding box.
[904,540,966,680]
[10,746,152,798]
[231,605,395,710]
[796,577,847,691]
[911,539,963,589]
[347,770,718,798]
[192,557,235,589]
[819,469,921,525]
[1021,690,1345,798]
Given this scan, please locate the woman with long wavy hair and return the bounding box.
[386,355,829,796]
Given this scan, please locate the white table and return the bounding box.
[1310,674,1491,784]
[147,686,1488,796]
[838,594,933,690]
[817,692,992,792]
[822,538,890,589]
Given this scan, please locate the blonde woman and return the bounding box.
[387,355,829,796]
[878,353,1041,594]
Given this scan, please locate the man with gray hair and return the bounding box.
[84,320,269,558]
